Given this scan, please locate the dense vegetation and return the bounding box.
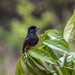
[15,10,75,75]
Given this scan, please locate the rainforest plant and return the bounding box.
[15,10,75,75]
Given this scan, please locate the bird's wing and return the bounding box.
[22,37,29,50]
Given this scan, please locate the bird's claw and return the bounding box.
[24,49,27,58]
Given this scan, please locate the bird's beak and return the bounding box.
[35,27,40,31]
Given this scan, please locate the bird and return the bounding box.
[22,25,40,53]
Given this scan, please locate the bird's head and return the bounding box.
[28,25,40,34]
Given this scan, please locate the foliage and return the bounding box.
[63,10,75,42]
[15,10,75,75]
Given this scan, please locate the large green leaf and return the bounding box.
[28,47,54,64]
[43,40,69,53]
[63,10,75,42]
[46,30,69,47]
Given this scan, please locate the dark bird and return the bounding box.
[22,25,40,53]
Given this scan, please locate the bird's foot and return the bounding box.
[24,49,27,58]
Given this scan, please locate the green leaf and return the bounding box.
[27,55,45,75]
[63,10,75,42]
[47,30,62,40]
[28,47,54,64]
[43,40,69,53]
[73,10,75,28]
[45,30,58,34]
[42,33,50,41]
[31,56,47,68]
[36,35,43,47]
[15,59,22,75]
[27,55,54,75]
[56,39,69,48]
[43,46,59,60]
[58,54,67,68]
[26,61,39,75]
[50,64,60,75]
[15,54,26,75]
[46,30,69,47]
[64,52,75,75]
[31,56,55,74]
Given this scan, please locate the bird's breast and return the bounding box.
[28,35,38,46]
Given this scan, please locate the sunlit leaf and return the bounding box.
[43,40,69,53]
[46,30,69,47]
[28,47,54,64]
[47,30,62,40]
[63,10,75,42]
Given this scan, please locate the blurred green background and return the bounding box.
[0,0,75,75]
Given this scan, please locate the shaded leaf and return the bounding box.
[15,54,26,75]
[36,35,43,47]
[64,52,75,75]
[31,56,55,74]
[43,46,59,60]
[42,33,50,41]
[58,53,67,68]
[27,55,54,75]
[26,61,39,75]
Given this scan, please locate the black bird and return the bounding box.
[22,25,40,53]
